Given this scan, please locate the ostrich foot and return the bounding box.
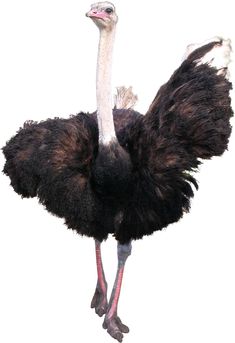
[91,284,108,317]
[103,314,129,342]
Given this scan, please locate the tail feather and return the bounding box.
[114,86,138,110]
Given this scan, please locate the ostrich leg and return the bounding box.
[91,239,108,317]
[103,241,132,342]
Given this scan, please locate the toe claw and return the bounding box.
[102,321,108,330]
[112,331,123,342]
[116,316,129,333]
[107,328,123,342]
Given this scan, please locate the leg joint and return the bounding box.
[117,241,132,264]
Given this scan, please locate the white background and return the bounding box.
[0,0,234,342]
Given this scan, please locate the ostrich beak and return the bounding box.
[86,9,107,20]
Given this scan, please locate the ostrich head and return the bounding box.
[86,2,118,30]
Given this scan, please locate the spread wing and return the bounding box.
[144,38,232,166]
[118,38,233,242]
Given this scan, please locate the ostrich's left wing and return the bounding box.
[143,38,233,166]
[116,39,233,243]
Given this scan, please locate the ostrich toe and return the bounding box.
[91,285,108,317]
[103,315,129,342]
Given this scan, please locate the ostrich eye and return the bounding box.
[105,7,113,14]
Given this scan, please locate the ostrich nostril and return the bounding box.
[86,10,97,17]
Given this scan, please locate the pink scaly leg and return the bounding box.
[91,239,108,317]
[103,241,132,342]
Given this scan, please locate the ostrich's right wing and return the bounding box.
[2,114,98,228]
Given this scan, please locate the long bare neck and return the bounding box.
[96,27,116,144]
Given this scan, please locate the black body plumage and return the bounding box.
[2,41,233,244]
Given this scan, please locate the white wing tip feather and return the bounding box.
[196,38,232,79]
[184,37,232,80]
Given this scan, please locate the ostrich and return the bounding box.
[2,1,233,342]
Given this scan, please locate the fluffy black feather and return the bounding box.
[2,41,233,244]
